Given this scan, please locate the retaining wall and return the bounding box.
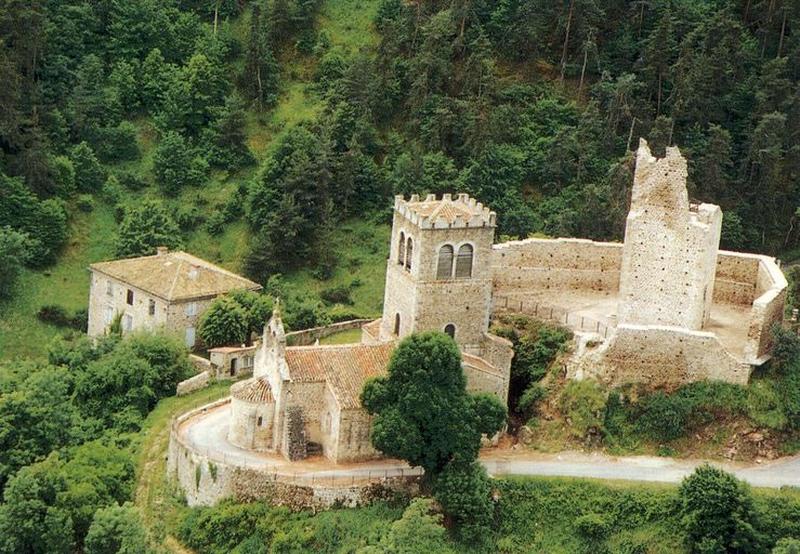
[167,400,420,508]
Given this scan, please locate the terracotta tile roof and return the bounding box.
[231,376,274,403]
[406,198,478,223]
[90,250,261,301]
[285,343,395,409]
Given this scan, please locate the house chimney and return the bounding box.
[156,246,169,256]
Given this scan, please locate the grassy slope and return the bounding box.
[0,0,383,363]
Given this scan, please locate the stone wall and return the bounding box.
[167,402,420,508]
[573,325,751,387]
[714,252,761,305]
[286,319,373,346]
[177,370,211,396]
[490,238,623,297]
[87,271,170,337]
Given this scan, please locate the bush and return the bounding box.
[560,380,607,439]
[635,392,691,442]
[93,122,140,161]
[116,170,149,191]
[774,538,800,554]
[85,503,147,554]
[320,285,353,305]
[76,195,95,213]
[518,382,546,415]
[679,465,762,553]
[70,142,106,193]
[575,512,612,543]
[205,210,226,235]
[37,304,72,327]
[0,226,32,299]
[176,205,206,231]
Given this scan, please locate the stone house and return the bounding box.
[87,248,261,348]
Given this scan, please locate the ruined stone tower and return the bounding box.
[378,193,497,347]
[618,139,722,330]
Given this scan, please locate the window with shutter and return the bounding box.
[436,245,454,279]
[455,244,474,278]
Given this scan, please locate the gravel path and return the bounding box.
[180,402,800,489]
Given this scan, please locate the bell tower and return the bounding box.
[379,193,497,347]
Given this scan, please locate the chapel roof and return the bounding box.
[231,376,275,403]
[285,343,395,409]
[89,249,261,302]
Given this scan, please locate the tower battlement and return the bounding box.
[394,193,496,229]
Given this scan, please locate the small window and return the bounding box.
[104,306,114,325]
[106,281,114,297]
[185,326,196,348]
[185,302,198,316]
[394,313,401,336]
[398,231,405,265]
[405,237,413,271]
[122,314,133,333]
[126,289,134,305]
[436,245,454,279]
[148,299,156,316]
[455,244,474,278]
[444,324,456,339]
[257,416,263,427]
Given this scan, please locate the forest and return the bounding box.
[3,0,800,552]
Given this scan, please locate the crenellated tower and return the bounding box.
[379,193,497,347]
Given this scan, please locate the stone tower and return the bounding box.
[378,193,497,347]
[617,139,722,330]
[254,300,287,379]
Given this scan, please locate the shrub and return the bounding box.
[560,380,607,439]
[85,503,147,554]
[76,194,95,212]
[0,227,32,299]
[320,285,353,305]
[635,392,691,442]
[575,512,612,543]
[518,382,546,415]
[37,305,72,327]
[116,170,149,191]
[70,142,106,193]
[93,121,140,161]
[205,210,226,235]
[774,538,800,554]
[51,155,76,198]
[176,205,206,231]
[679,465,762,553]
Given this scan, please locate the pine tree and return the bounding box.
[241,4,280,109]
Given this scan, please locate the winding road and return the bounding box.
[180,402,800,489]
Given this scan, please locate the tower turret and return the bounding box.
[379,193,497,347]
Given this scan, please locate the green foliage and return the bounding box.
[0,172,68,266]
[115,200,182,258]
[199,296,250,348]
[36,304,87,331]
[85,503,147,554]
[70,142,106,193]
[432,460,494,545]
[0,226,32,299]
[560,380,607,439]
[492,316,571,415]
[93,122,140,162]
[359,498,455,554]
[153,131,208,196]
[199,290,273,348]
[679,465,762,554]
[362,332,506,476]
[774,538,800,554]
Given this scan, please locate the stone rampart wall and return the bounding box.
[167,401,419,508]
[491,238,623,295]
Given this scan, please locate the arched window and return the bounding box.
[394,313,401,335]
[397,231,405,265]
[444,324,456,339]
[455,244,474,278]
[436,244,454,279]
[405,237,413,271]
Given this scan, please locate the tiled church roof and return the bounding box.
[285,343,395,409]
[231,376,275,403]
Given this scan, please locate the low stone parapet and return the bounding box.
[167,400,421,508]
[176,370,211,396]
[285,319,373,346]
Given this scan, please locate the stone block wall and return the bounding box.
[573,325,751,387]
[87,271,170,337]
[714,252,761,305]
[167,405,418,508]
[286,319,373,346]
[491,238,623,296]
[177,370,211,396]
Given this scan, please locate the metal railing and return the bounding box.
[494,295,613,339]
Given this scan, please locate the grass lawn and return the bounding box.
[318,0,380,52]
[134,382,231,552]
[319,327,364,344]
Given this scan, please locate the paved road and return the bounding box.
[180,402,800,489]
